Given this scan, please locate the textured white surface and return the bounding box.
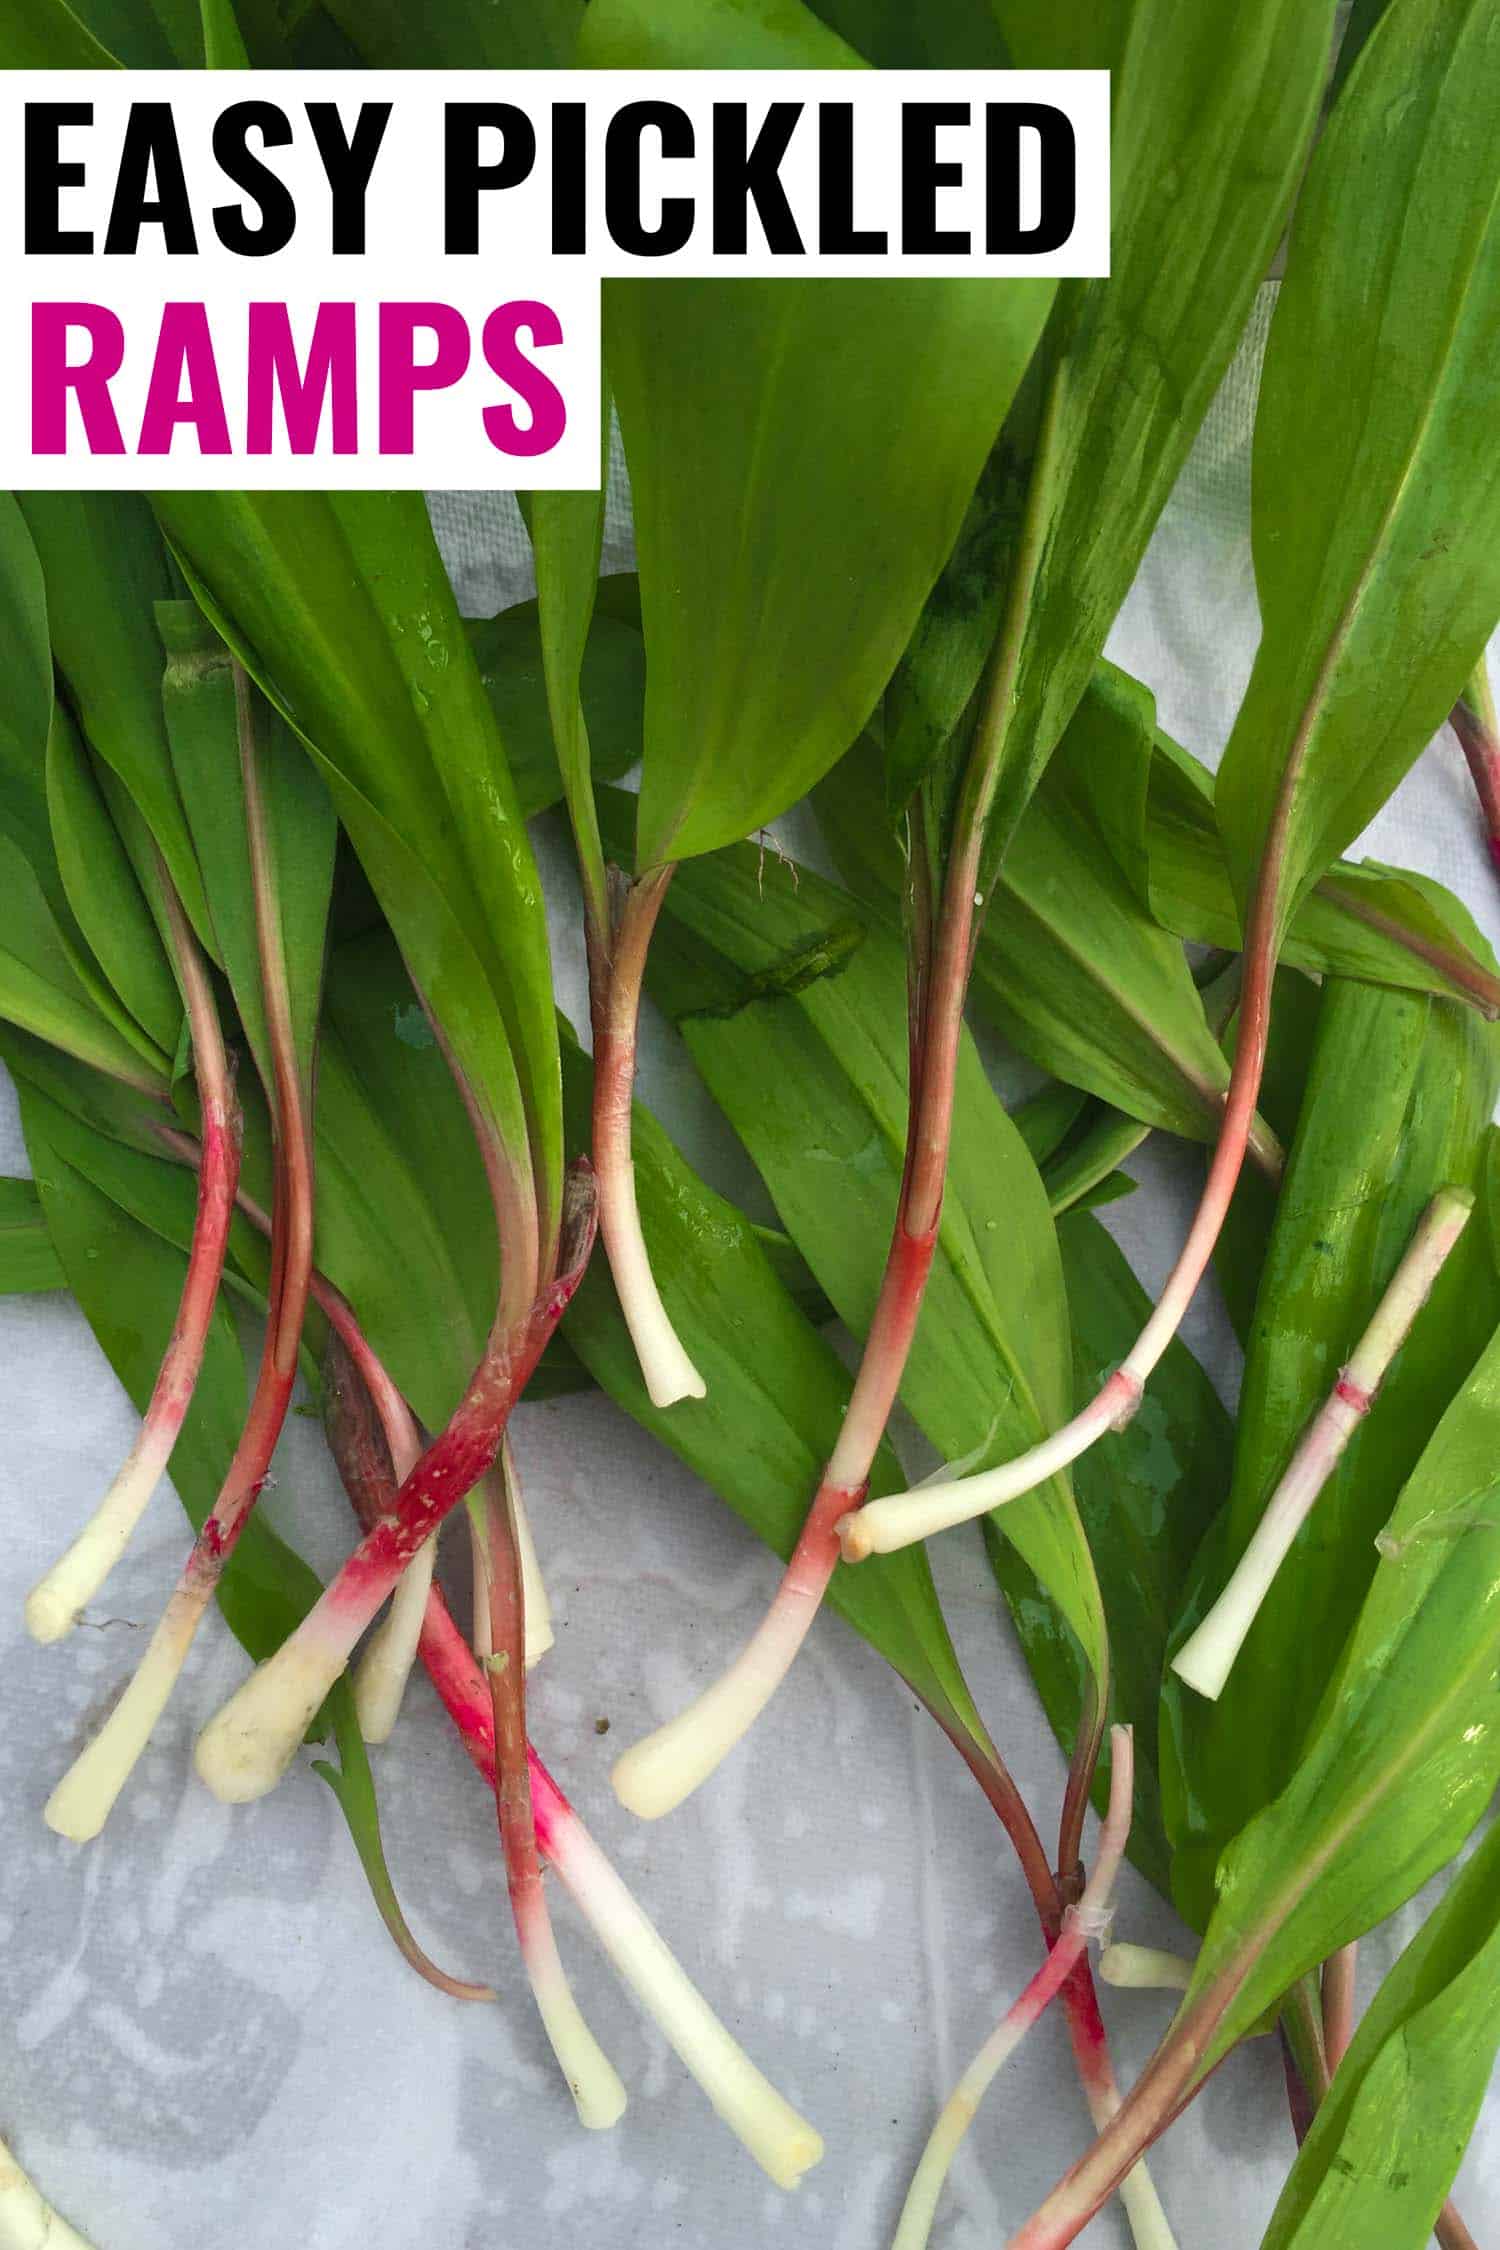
[2,287,1498,2250]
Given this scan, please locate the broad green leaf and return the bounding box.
[1216,0,1500,943]
[46,710,183,1064]
[580,0,1056,869]
[986,1210,1231,1897]
[153,494,561,1249]
[1136,731,1500,1016]
[1182,1315,1500,2063]
[197,0,247,64]
[0,500,174,1074]
[18,496,213,948]
[0,0,124,62]
[0,832,166,1094]
[0,1176,65,1293]
[323,0,577,64]
[1261,1820,1500,2250]
[465,596,644,824]
[1164,978,1500,1931]
[810,0,1008,64]
[156,600,336,1097]
[819,668,1250,1147]
[0,496,61,905]
[633,809,1106,1673]
[925,0,1334,881]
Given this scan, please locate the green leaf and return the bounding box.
[810,0,1008,64]
[0,1176,65,1293]
[819,667,1250,1146]
[634,809,1106,1675]
[0,831,167,1095]
[1165,976,1500,1932]
[0,495,61,903]
[197,0,247,63]
[1183,1313,1500,2064]
[153,494,561,1247]
[18,495,214,950]
[580,0,1056,869]
[46,708,183,1064]
[986,1210,1231,1898]
[0,0,125,63]
[1261,1820,1500,2250]
[1216,0,1500,944]
[156,601,336,1097]
[1136,730,1500,1016]
[323,0,577,64]
[465,595,643,824]
[956,0,1335,880]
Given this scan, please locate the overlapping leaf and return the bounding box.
[579,0,1056,871]
[903,0,1334,880]
[1136,730,1500,1016]
[629,807,1105,1674]
[818,667,1252,1148]
[1165,976,1500,1929]
[1216,0,1500,942]
[1261,1819,1500,2250]
[0,1176,64,1293]
[153,493,562,1250]
[1181,1313,1500,2063]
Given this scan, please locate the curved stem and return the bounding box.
[191,1163,595,1806]
[44,699,318,1841]
[1452,666,1500,874]
[892,1730,1135,2250]
[26,878,241,1643]
[591,865,704,1409]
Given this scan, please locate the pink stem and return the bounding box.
[591,865,704,1409]
[1451,695,1500,875]
[191,1163,596,1814]
[611,838,976,1818]
[25,883,242,1643]
[172,670,317,1604]
[1320,1945,1357,2074]
[891,1732,1135,2250]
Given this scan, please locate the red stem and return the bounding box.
[1320,1945,1357,2072]
[1452,697,1500,875]
[175,675,316,1599]
[144,881,243,1474]
[305,1165,596,1652]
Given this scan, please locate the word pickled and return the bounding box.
[24,96,1078,261]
